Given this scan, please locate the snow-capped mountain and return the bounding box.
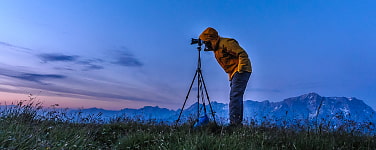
[243,93,376,126]
[67,93,376,126]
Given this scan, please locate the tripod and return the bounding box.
[176,39,217,125]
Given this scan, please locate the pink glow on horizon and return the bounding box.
[0,92,146,110]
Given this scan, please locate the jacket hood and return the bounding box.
[199,27,219,41]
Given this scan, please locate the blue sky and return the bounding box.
[0,0,375,110]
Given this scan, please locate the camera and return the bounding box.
[191,38,213,51]
[191,38,202,46]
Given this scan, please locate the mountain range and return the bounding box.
[72,92,376,127]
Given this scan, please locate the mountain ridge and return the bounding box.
[68,92,375,126]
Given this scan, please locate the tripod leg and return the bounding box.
[176,71,198,125]
[199,71,217,125]
[198,74,207,115]
[197,71,201,121]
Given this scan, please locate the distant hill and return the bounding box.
[70,92,376,127]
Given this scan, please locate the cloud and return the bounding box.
[77,59,105,71]
[0,41,13,47]
[0,41,33,52]
[2,41,142,71]
[10,73,66,83]
[113,57,143,67]
[38,53,79,63]
[37,53,105,71]
[82,64,104,71]
[0,43,156,104]
[46,87,158,103]
[0,66,163,104]
[37,49,145,70]
[0,79,161,104]
[111,49,143,67]
[0,42,104,71]
[0,68,66,85]
[53,67,75,71]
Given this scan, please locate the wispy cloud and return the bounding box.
[0,41,33,53]
[10,73,65,83]
[77,59,105,71]
[53,67,75,71]
[0,80,162,104]
[2,41,143,71]
[82,64,104,71]
[0,67,66,85]
[0,66,165,104]
[37,50,144,71]
[0,42,160,105]
[1,41,105,72]
[37,53,105,71]
[37,49,145,70]
[0,41,14,47]
[111,48,143,67]
[38,53,79,63]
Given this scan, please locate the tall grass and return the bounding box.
[0,96,375,149]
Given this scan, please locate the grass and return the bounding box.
[1,96,376,149]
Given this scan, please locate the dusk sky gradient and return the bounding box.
[0,1,375,110]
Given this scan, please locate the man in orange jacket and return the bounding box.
[199,27,252,126]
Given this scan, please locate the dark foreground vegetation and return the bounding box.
[1,98,376,149]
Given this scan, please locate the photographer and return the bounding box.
[199,27,252,126]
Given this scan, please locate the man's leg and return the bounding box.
[229,72,251,126]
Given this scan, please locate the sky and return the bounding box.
[0,0,375,110]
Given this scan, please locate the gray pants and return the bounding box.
[229,72,251,125]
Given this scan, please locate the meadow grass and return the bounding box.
[1,97,376,149]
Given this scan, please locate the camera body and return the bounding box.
[191,38,212,51]
[191,38,202,46]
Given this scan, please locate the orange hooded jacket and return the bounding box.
[200,27,252,80]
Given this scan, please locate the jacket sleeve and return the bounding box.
[226,39,252,73]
